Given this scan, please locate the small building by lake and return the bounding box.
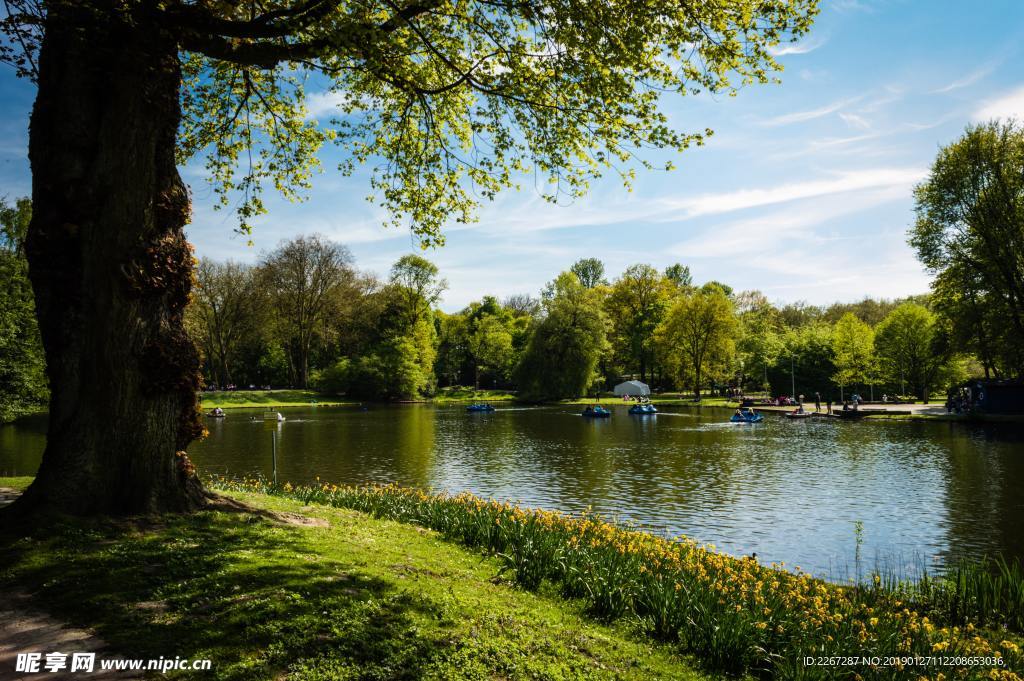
[963,380,1024,414]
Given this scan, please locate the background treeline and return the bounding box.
[186,244,980,404]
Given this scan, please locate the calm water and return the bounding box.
[2,404,1022,579]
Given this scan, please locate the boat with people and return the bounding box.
[730,408,763,424]
[582,405,612,418]
[784,405,814,419]
[466,403,496,412]
[629,404,657,415]
[207,407,226,418]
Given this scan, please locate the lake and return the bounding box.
[2,404,1022,579]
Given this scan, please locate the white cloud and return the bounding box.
[304,91,348,119]
[756,96,861,127]
[303,90,380,120]
[838,112,871,130]
[768,35,829,57]
[932,64,996,94]
[656,167,925,220]
[973,85,1024,122]
[667,184,907,260]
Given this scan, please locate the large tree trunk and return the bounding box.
[2,4,208,518]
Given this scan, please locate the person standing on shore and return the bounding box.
[814,392,821,412]
[826,398,833,414]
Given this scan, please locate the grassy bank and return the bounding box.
[431,387,518,404]
[0,477,705,681]
[198,390,357,409]
[198,388,519,410]
[212,478,1024,680]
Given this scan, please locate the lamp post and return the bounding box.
[790,352,796,399]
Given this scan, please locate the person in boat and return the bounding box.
[735,408,744,418]
[584,406,594,415]
[212,407,225,416]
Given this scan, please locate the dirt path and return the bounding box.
[0,591,140,680]
[0,489,139,680]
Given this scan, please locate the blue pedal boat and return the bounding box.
[582,406,612,418]
[629,404,657,415]
[466,403,496,412]
[730,410,764,424]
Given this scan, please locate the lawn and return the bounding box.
[0,477,708,681]
[198,390,357,409]
[431,387,518,404]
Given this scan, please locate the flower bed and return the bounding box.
[211,477,1022,679]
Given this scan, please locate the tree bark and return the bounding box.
[1,3,208,519]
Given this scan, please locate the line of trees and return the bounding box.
[185,238,972,403]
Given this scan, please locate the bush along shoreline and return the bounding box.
[210,477,1023,680]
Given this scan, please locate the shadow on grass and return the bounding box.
[0,511,453,680]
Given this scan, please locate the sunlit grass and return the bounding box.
[210,477,1024,680]
[0,482,706,680]
[198,390,357,409]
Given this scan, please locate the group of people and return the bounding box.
[945,390,974,414]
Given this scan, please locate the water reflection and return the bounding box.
[1,404,1021,579]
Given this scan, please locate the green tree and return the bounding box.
[606,264,670,383]
[831,313,875,398]
[0,197,31,253]
[0,0,814,515]
[515,273,608,401]
[769,322,834,401]
[0,198,47,422]
[467,315,513,389]
[434,311,469,387]
[389,255,447,332]
[569,258,607,289]
[911,120,1024,377]
[734,290,781,392]
[190,259,261,387]
[260,235,354,388]
[657,288,737,400]
[874,303,948,403]
[663,263,693,289]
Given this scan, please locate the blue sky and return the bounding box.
[3,0,1024,311]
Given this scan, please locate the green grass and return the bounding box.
[210,479,1023,680]
[0,479,708,681]
[0,476,33,491]
[198,390,357,409]
[430,387,518,404]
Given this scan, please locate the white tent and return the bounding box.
[613,380,650,397]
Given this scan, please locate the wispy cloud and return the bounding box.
[973,85,1024,122]
[667,185,907,260]
[932,63,996,94]
[469,166,926,237]
[838,112,871,130]
[769,34,829,57]
[656,167,925,220]
[756,96,861,127]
